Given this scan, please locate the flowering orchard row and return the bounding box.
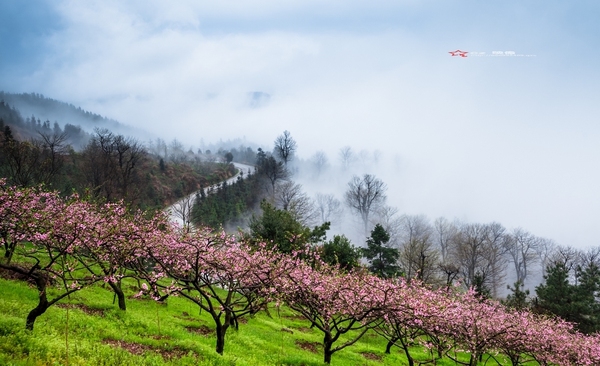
[1,181,598,365]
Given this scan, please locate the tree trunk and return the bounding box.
[469,353,479,366]
[3,242,13,264]
[108,281,126,311]
[324,343,333,364]
[26,274,49,330]
[385,340,394,354]
[26,302,49,331]
[323,332,333,364]
[400,342,415,366]
[215,319,230,355]
[509,354,520,366]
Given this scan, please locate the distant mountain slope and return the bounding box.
[0,91,153,141]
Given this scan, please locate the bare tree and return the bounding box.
[0,132,69,187]
[169,194,195,233]
[439,262,460,289]
[147,138,168,159]
[434,217,461,288]
[577,247,600,284]
[537,245,583,286]
[372,149,382,165]
[0,139,43,187]
[344,174,387,237]
[81,129,146,204]
[536,238,557,277]
[357,149,370,167]
[273,130,297,166]
[450,222,509,296]
[483,222,510,297]
[314,193,343,226]
[274,181,317,225]
[338,146,356,171]
[113,134,146,203]
[168,139,187,163]
[372,205,403,248]
[503,228,541,285]
[450,223,487,289]
[310,150,329,177]
[434,217,458,263]
[397,214,440,284]
[548,245,581,281]
[37,131,69,186]
[258,155,289,197]
[580,246,600,267]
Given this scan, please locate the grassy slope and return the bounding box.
[0,277,507,366]
[131,159,236,210]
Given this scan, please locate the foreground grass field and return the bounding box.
[0,277,513,366]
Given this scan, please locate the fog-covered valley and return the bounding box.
[0,91,593,296]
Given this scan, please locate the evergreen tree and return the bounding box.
[503,281,530,310]
[362,224,400,278]
[535,261,600,333]
[53,122,62,135]
[574,261,600,333]
[320,235,361,271]
[3,125,13,142]
[535,262,574,319]
[473,271,492,300]
[248,200,329,254]
[192,172,262,229]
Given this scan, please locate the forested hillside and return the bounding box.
[0,92,150,145]
[0,97,235,210]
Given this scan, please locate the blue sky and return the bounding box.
[1,0,600,249]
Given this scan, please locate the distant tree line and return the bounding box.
[0,100,234,211]
[0,91,134,141]
[191,130,600,337]
[191,130,304,230]
[1,100,89,147]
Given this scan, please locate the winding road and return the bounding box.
[166,162,255,228]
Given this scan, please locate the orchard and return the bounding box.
[1,181,599,365]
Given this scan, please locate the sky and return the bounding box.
[1,0,599,249]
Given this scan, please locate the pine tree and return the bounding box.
[503,281,530,310]
[574,261,600,333]
[535,261,600,333]
[320,235,361,271]
[362,224,400,278]
[535,263,574,319]
[3,125,13,142]
[473,271,492,300]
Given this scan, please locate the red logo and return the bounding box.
[449,50,468,58]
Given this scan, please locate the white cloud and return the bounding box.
[6,0,600,249]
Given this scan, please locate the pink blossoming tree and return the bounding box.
[141,228,288,355]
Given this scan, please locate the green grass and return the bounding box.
[0,277,516,365]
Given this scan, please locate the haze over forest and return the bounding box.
[1,0,599,254]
